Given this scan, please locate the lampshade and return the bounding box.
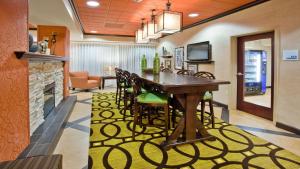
[155,10,182,34]
[142,23,148,39]
[136,29,149,43]
[146,21,162,39]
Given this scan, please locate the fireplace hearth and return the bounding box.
[43,82,55,119]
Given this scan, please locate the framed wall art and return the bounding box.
[164,59,172,69]
[174,47,184,70]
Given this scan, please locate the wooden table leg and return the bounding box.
[161,92,215,149]
[185,93,201,140]
[102,78,105,89]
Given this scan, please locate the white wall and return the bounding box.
[29,0,83,40]
[158,0,300,129]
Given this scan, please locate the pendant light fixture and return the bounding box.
[136,18,149,43]
[155,0,182,34]
[143,9,162,39]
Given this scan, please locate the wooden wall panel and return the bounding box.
[0,0,30,161]
[37,25,70,97]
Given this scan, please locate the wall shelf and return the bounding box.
[161,55,173,59]
[185,60,215,64]
[14,51,69,61]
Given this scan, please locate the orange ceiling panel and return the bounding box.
[73,0,258,36]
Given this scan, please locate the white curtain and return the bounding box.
[70,41,156,76]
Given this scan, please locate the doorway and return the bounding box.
[237,32,274,120]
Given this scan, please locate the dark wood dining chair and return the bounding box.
[177,69,192,75]
[193,71,216,128]
[161,68,173,73]
[115,68,127,109]
[131,73,169,140]
[115,68,122,104]
[121,71,147,121]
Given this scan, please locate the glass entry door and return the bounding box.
[237,32,274,120]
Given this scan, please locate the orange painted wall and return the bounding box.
[37,25,70,97]
[0,0,30,161]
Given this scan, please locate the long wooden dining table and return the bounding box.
[137,72,230,149]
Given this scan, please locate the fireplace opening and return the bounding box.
[44,82,55,119]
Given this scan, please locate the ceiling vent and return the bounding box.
[104,23,124,29]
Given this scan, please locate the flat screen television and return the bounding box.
[187,41,211,61]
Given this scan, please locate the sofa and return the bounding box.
[69,71,101,90]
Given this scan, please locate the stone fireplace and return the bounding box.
[29,61,64,135]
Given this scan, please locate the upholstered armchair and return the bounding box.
[69,71,102,90]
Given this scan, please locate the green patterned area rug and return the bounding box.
[88,92,300,169]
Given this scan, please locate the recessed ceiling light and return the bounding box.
[188,13,199,18]
[86,0,100,7]
[132,0,143,2]
[90,30,97,33]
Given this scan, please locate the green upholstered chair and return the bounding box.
[193,71,216,128]
[130,73,169,140]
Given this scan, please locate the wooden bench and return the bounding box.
[0,154,62,169]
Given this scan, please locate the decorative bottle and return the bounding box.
[141,54,147,72]
[153,53,160,74]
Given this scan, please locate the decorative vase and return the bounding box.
[141,54,147,72]
[153,53,160,74]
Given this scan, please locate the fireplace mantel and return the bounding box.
[15,51,69,61]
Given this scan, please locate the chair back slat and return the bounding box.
[177,70,192,75]
[193,71,215,80]
[115,68,123,87]
[130,73,143,97]
[122,70,131,87]
[161,68,173,73]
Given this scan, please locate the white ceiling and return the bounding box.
[29,0,83,40]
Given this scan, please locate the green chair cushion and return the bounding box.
[120,82,126,87]
[203,91,213,100]
[126,87,147,93]
[137,93,168,104]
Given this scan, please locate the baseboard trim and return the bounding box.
[276,122,300,135]
[213,101,228,109]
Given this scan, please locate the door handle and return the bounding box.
[237,72,244,76]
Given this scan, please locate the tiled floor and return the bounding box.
[54,87,300,169]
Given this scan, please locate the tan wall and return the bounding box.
[158,0,300,129]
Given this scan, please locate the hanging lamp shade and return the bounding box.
[147,21,162,39]
[136,18,149,43]
[155,1,182,34]
[136,29,149,43]
[142,10,162,39]
[142,23,148,39]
